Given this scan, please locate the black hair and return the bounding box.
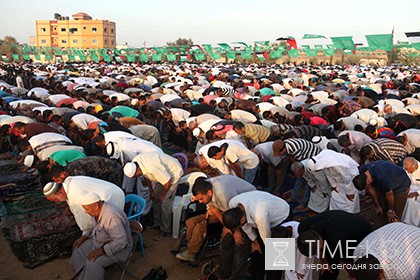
[192,177,212,196]
[49,164,67,179]
[353,173,367,191]
[354,124,364,132]
[207,146,222,158]
[353,255,382,280]
[222,207,244,231]
[337,134,350,147]
[333,120,344,131]
[297,230,322,257]
[232,122,245,130]
[365,125,376,135]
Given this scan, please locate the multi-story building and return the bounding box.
[35,12,116,49]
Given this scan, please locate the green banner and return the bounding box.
[195,53,206,61]
[152,54,162,62]
[12,54,20,61]
[303,34,326,39]
[210,52,221,60]
[331,36,355,50]
[323,49,335,56]
[166,53,177,61]
[365,34,393,51]
[127,54,136,62]
[288,49,300,58]
[270,50,283,59]
[304,49,318,57]
[103,54,111,62]
[140,54,149,62]
[240,52,252,59]
[226,51,236,59]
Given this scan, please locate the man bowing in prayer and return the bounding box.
[71,192,133,280]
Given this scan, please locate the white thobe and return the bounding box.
[402,161,420,227]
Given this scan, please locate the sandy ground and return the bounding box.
[0,226,201,280]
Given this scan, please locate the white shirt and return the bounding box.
[224,143,259,169]
[253,142,282,166]
[132,152,183,185]
[406,104,420,116]
[0,115,35,126]
[270,96,290,107]
[199,140,244,175]
[71,113,102,130]
[160,94,182,104]
[109,136,163,165]
[398,129,420,154]
[338,117,367,130]
[63,175,125,235]
[170,108,191,126]
[230,109,257,123]
[229,191,290,244]
[350,108,379,124]
[16,76,24,88]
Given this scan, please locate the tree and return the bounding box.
[166,38,194,47]
[0,36,21,61]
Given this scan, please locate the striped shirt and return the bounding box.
[365,138,407,164]
[354,223,420,280]
[293,125,323,140]
[243,123,271,144]
[284,138,321,161]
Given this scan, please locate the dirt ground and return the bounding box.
[0,226,201,280]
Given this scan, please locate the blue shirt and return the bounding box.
[360,160,410,194]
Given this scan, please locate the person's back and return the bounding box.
[208,175,256,211]
[298,210,372,261]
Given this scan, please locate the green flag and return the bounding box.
[288,49,300,58]
[365,34,393,51]
[331,36,355,50]
[90,55,99,62]
[22,54,31,60]
[127,54,136,62]
[304,49,318,57]
[303,34,326,39]
[270,50,283,59]
[240,52,252,59]
[218,43,231,51]
[45,54,53,61]
[202,44,213,52]
[166,53,177,61]
[411,43,420,50]
[152,54,162,62]
[254,45,263,52]
[195,53,206,61]
[323,49,335,56]
[67,54,75,61]
[314,45,323,50]
[34,54,41,60]
[140,54,149,62]
[226,51,236,60]
[12,54,20,61]
[210,52,221,60]
[301,45,310,50]
[103,54,111,62]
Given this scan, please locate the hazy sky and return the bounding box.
[1,0,419,47]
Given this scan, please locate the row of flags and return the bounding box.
[3,32,419,63]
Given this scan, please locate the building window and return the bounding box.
[92,39,98,44]
[111,40,114,45]
[92,27,97,32]
[83,26,87,30]
[73,39,78,43]
[41,39,46,44]
[104,28,107,33]
[83,38,87,42]
[104,39,108,44]
[69,28,78,33]
[111,28,114,34]
[40,28,46,32]
[54,38,57,42]
[61,28,66,32]
[61,39,67,43]
[53,27,57,31]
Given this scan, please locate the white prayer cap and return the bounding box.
[24,155,35,168]
[106,142,120,160]
[124,162,138,178]
[180,172,207,185]
[43,182,60,196]
[193,128,201,138]
[80,192,101,205]
[131,98,138,106]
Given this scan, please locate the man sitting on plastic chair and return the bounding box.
[176,175,255,267]
[71,192,133,280]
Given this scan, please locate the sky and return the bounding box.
[1,0,419,47]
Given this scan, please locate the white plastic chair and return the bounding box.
[172,172,207,238]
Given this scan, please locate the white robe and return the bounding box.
[402,163,420,227]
